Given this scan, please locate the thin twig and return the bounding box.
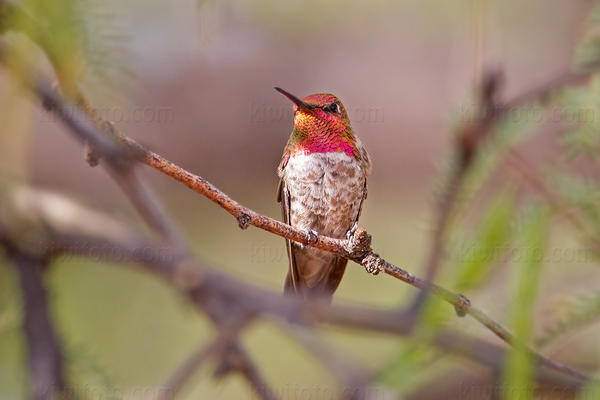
[161,345,216,400]
[159,334,232,400]
[216,344,279,400]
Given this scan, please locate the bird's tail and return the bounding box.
[284,256,348,302]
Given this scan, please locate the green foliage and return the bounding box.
[554,171,600,240]
[537,290,600,348]
[501,205,548,400]
[442,100,540,222]
[564,4,600,160]
[575,2,600,71]
[76,0,137,102]
[0,0,134,100]
[453,192,515,291]
[557,78,600,160]
[64,343,120,400]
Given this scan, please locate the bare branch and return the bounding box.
[159,335,229,400]
[215,344,279,400]
[0,226,68,400]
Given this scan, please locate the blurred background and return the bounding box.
[1,0,599,398]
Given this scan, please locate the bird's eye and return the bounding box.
[327,103,340,114]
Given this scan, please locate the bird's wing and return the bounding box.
[357,176,368,218]
[277,178,301,294]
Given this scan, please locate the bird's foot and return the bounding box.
[346,221,359,241]
[344,224,372,259]
[301,229,319,249]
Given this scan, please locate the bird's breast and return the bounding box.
[281,151,367,239]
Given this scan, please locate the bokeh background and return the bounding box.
[1,0,598,398]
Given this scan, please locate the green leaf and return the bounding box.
[501,205,549,400]
[453,192,515,290]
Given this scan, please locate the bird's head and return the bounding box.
[275,87,357,157]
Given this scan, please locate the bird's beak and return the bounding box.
[274,87,315,111]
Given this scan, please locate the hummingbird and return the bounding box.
[275,87,371,300]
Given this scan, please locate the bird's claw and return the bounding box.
[346,221,359,241]
[301,229,319,249]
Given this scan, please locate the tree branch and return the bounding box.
[0,226,68,400]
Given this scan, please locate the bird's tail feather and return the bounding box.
[283,257,348,301]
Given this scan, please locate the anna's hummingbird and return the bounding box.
[275,87,371,300]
